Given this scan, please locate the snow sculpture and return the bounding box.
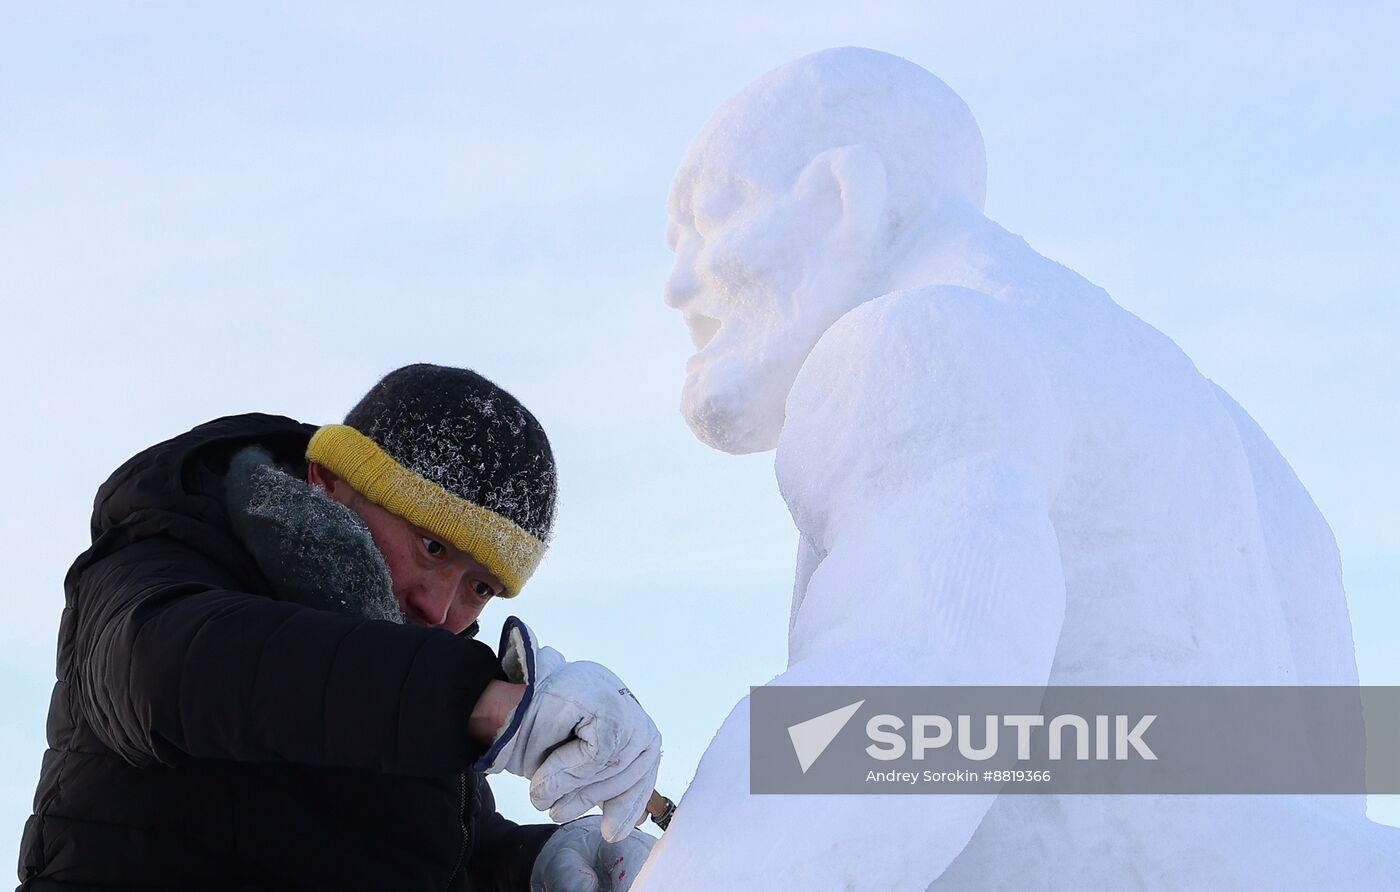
[633,48,1400,890]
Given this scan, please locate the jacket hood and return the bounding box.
[80,413,319,594]
[91,414,318,537]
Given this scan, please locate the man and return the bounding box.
[19,363,658,891]
[632,48,1400,890]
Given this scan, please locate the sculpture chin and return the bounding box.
[680,365,784,455]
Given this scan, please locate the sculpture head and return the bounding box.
[664,47,987,454]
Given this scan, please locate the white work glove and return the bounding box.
[531,816,656,892]
[475,617,662,843]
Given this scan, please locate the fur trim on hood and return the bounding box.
[223,445,404,623]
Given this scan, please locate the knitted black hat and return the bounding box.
[306,364,556,596]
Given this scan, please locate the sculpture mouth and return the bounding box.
[685,311,722,352]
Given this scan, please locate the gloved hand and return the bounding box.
[531,816,656,892]
[476,617,662,843]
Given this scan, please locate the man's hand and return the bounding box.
[531,816,655,892]
[475,618,662,843]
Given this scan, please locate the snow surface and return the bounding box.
[638,47,1400,890]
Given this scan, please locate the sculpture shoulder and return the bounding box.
[793,285,1052,425]
[808,285,1041,380]
[780,286,1069,494]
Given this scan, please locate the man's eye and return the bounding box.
[421,537,446,557]
[473,581,494,599]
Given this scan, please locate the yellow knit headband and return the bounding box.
[305,424,545,596]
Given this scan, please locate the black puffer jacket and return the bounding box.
[18,413,556,891]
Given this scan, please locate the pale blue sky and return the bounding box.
[1,1,1396,868]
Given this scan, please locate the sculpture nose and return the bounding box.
[663,258,699,309]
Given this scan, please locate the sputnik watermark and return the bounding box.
[864,713,1156,762]
[787,701,1156,776]
[751,686,1400,794]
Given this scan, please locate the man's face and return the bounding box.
[663,164,866,454]
[310,465,503,634]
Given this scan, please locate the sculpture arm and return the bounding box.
[778,286,1069,679]
[788,451,1066,684]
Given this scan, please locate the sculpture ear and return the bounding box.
[792,144,888,248]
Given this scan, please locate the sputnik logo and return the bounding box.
[787,700,865,773]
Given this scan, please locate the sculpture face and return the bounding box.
[662,47,988,455]
[664,163,869,455]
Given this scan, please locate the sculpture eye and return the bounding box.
[693,181,747,236]
[421,537,447,558]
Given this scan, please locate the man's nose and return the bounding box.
[401,580,455,627]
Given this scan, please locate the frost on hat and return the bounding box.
[307,363,556,596]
